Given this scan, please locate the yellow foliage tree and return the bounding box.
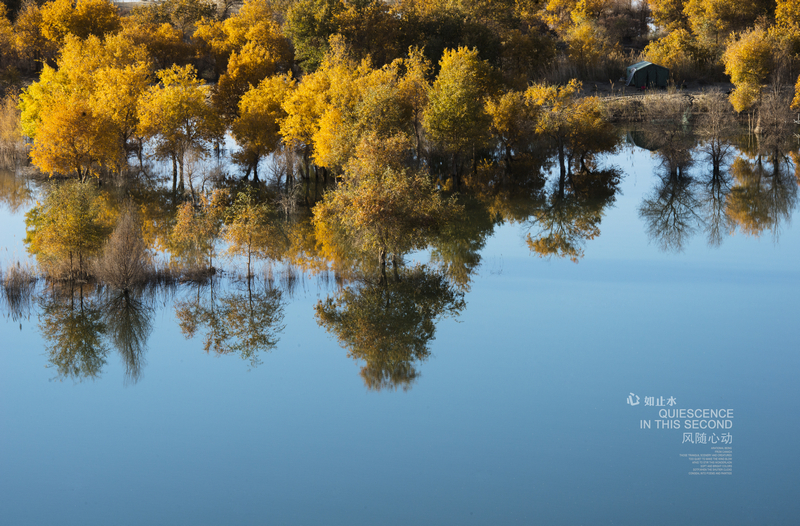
[168,189,227,272]
[722,27,773,112]
[195,0,293,120]
[422,46,493,182]
[13,1,59,70]
[40,0,121,44]
[25,180,111,279]
[231,73,295,181]
[30,95,121,180]
[138,65,223,192]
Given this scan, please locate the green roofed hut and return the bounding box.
[624,61,669,89]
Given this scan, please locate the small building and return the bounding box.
[624,61,669,89]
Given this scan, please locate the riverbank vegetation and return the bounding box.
[1,1,800,384]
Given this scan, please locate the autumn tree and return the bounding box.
[722,27,773,112]
[231,73,295,180]
[118,17,194,70]
[25,180,111,279]
[13,1,59,71]
[310,41,426,174]
[313,134,461,281]
[485,90,537,172]
[168,189,227,273]
[129,0,216,40]
[683,0,773,52]
[643,28,703,79]
[40,0,121,45]
[195,0,293,120]
[138,65,223,192]
[20,33,151,174]
[525,79,613,192]
[423,46,493,184]
[648,0,689,30]
[223,188,276,278]
[29,95,120,179]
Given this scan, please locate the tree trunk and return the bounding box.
[379,248,387,284]
[178,158,185,193]
[171,153,178,192]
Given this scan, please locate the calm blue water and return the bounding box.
[1,143,799,525]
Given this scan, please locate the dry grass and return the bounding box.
[602,90,693,123]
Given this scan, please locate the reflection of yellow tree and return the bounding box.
[429,197,496,290]
[175,281,285,367]
[726,155,798,239]
[527,168,620,262]
[315,265,464,391]
[0,169,34,214]
[39,285,109,381]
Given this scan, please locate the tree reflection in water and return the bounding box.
[175,278,285,367]
[316,265,465,391]
[39,284,109,381]
[727,153,797,241]
[638,128,702,252]
[526,167,621,262]
[103,290,154,385]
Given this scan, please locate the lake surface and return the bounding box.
[1,138,799,525]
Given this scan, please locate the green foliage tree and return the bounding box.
[168,189,227,273]
[223,188,276,278]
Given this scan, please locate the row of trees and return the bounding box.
[22,110,795,291]
[644,0,800,111]
[7,0,800,194]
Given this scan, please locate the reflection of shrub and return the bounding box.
[94,205,148,292]
[1,261,38,322]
